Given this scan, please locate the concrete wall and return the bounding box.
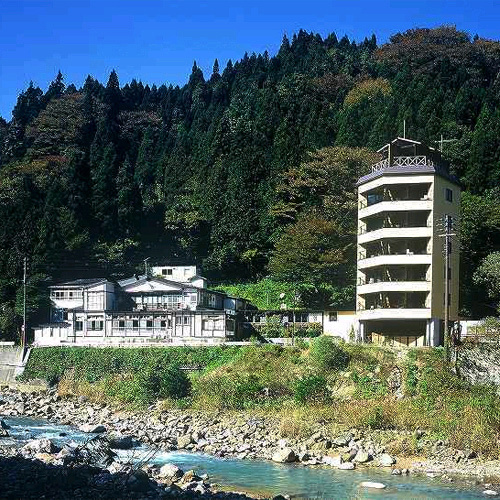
[323,311,357,341]
[0,345,30,382]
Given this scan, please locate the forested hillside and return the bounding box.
[1,26,500,338]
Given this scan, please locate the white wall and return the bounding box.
[323,311,358,341]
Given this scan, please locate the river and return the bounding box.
[1,415,491,499]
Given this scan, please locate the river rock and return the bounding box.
[177,434,193,448]
[79,423,106,433]
[323,455,342,467]
[158,463,184,482]
[360,481,386,489]
[378,453,395,466]
[353,450,370,463]
[0,418,10,430]
[272,447,297,463]
[337,462,355,470]
[108,434,133,449]
[484,491,499,497]
[180,470,202,484]
[22,438,57,454]
[333,433,352,447]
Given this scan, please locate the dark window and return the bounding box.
[146,320,153,328]
[447,241,452,254]
[445,188,453,202]
[160,320,166,329]
[329,312,338,322]
[75,321,83,331]
[132,320,139,329]
[118,320,125,328]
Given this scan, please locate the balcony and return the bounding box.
[357,280,431,294]
[358,308,432,320]
[358,253,431,269]
[359,226,432,244]
[359,199,432,219]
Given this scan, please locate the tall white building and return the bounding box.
[356,138,460,347]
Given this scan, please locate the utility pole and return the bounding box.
[143,257,150,277]
[434,135,458,152]
[438,215,456,361]
[22,257,27,349]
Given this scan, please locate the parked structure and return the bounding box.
[356,137,460,347]
[33,267,252,346]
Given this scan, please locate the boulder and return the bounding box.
[79,423,106,433]
[378,453,396,467]
[484,491,499,497]
[360,481,386,489]
[109,434,134,449]
[22,438,57,454]
[337,462,355,470]
[323,455,342,467]
[180,470,202,484]
[272,447,297,463]
[177,434,193,448]
[333,433,352,447]
[0,419,10,430]
[353,450,370,463]
[158,463,184,482]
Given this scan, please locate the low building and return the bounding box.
[34,266,252,346]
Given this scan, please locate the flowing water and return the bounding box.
[1,416,491,499]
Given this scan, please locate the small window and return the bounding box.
[118,320,125,329]
[160,320,166,329]
[329,312,338,322]
[146,320,153,328]
[161,269,167,275]
[75,321,83,331]
[132,320,139,329]
[167,269,173,276]
[445,188,453,202]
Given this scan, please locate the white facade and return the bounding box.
[34,273,246,346]
[151,265,207,289]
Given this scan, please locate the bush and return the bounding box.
[138,363,191,401]
[294,375,328,404]
[294,322,322,338]
[309,336,350,372]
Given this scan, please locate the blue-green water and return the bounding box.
[1,416,491,500]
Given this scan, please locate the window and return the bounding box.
[75,321,83,331]
[146,320,153,329]
[132,320,139,329]
[162,268,172,276]
[89,320,103,331]
[445,188,453,202]
[118,320,125,329]
[176,315,191,325]
[329,312,338,322]
[160,320,167,329]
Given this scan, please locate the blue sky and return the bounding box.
[1,0,499,119]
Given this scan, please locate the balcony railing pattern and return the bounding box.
[371,155,434,173]
[358,277,429,286]
[358,251,430,259]
[359,222,431,235]
[359,195,432,209]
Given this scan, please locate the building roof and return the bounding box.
[51,278,108,289]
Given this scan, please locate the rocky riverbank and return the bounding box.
[1,385,500,496]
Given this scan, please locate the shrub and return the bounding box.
[138,363,191,401]
[294,375,328,404]
[309,336,350,372]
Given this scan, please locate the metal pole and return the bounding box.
[23,257,27,348]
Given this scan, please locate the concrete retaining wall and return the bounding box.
[0,345,30,382]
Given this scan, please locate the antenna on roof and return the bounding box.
[143,257,150,277]
[403,120,406,139]
[433,134,458,152]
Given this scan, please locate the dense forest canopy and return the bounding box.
[1,26,500,338]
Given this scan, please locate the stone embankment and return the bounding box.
[1,386,500,494]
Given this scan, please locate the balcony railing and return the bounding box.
[359,194,432,209]
[359,222,431,235]
[358,303,429,311]
[358,277,429,286]
[358,250,430,259]
[371,155,434,174]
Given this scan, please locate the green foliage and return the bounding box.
[474,252,500,311]
[294,375,328,404]
[309,336,350,372]
[21,346,241,384]
[136,363,191,401]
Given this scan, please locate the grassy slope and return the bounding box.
[22,342,500,458]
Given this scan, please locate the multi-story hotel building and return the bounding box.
[356,138,460,347]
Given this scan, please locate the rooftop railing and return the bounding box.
[371,155,435,174]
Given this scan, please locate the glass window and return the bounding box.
[75,321,83,331]
[132,320,139,329]
[445,188,453,202]
[329,312,338,322]
[146,320,153,328]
